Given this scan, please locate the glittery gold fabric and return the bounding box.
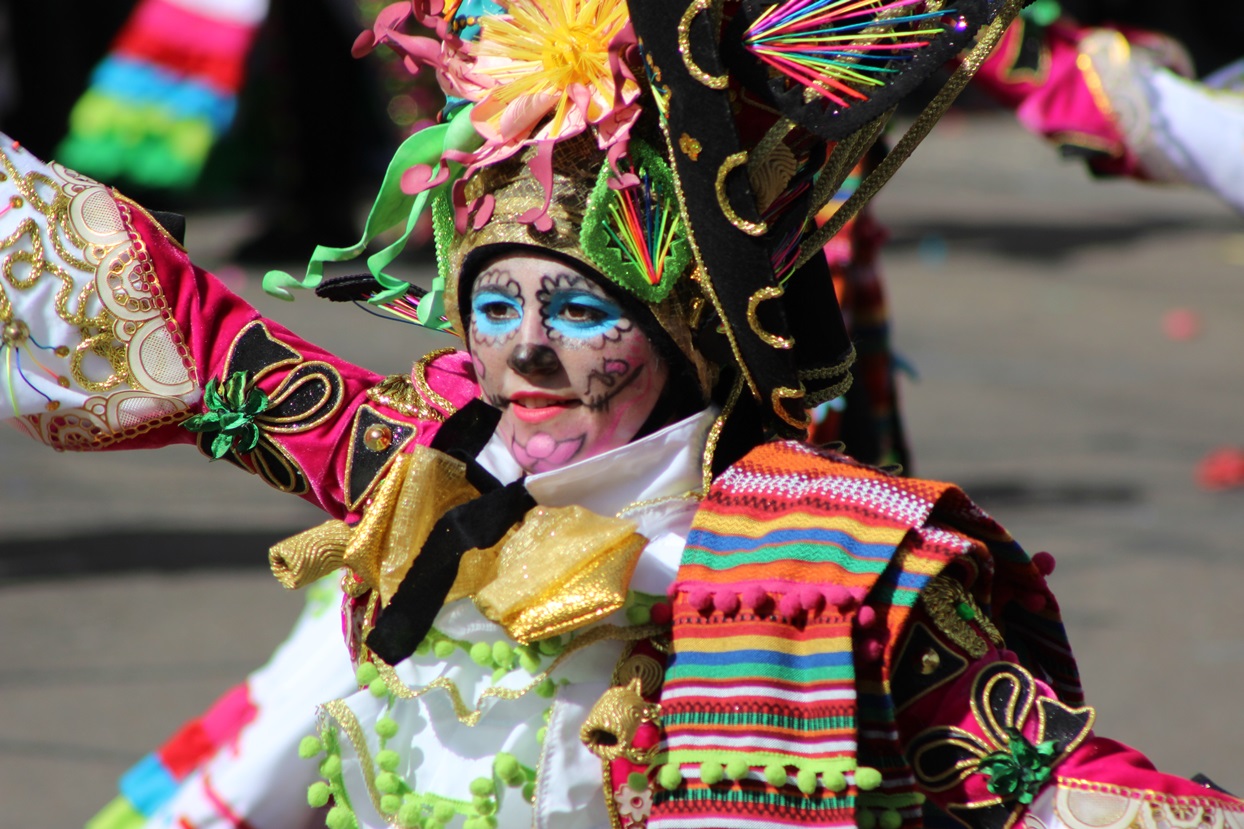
[342,447,480,604]
[268,519,353,589]
[473,504,647,643]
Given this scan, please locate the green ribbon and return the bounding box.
[182,370,270,459]
[978,728,1058,805]
[262,106,482,329]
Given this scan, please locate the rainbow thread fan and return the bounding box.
[728,0,993,139]
[746,0,956,107]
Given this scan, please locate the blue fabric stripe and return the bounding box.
[91,56,236,129]
[673,648,854,669]
[685,526,895,560]
[118,753,178,817]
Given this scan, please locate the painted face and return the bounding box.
[468,252,668,473]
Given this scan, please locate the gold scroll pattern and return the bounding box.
[0,139,195,449]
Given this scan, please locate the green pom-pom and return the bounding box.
[326,805,358,829]
[536,726,548,744]
[764,764,788,787]
[491,641,514,669]
[535,678,557,698]
[397,801,423,828]
[880,808,903,829]
[473,796,497,816]
[375,717,399,739]
[480,817,498,829]
[469,642,494,667]
[699,762,724,785]
[796,768,818,795]
[469,776,496,797]
[855,766,883,791]
[356,662,380,685]
[369,679,390,698]
[381,794,403,814]
[517,646,541,673]
[494,752,522,785]
[433,802,457,823]
[434,640,456,658]
[824,770,847,792]
[725,759,749,781]
[491,667,509,684]
[376,772,401,794]
[298,736,324,759]
[627,772,649,792]
[522,780,536,802]
[955,601,976,621]
[377,749,401,772]
[626,604,651,625]
[858,809,878,829]
[307,781,331,807]
[537,637,563,656]
[320,755,342,778]
[657,764,683,790]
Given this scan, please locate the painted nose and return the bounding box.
[508,343,561,376]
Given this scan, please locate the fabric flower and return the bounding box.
[469,0,641,164]
[615,781,653,828]
[182,370,269,459]
[977,727,1059,805]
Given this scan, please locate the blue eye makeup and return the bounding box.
[471,290,523,337]
[544,291,623,339]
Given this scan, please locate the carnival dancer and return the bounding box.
[3,2,1242,829]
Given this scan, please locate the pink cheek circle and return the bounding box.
[524,433,558,460]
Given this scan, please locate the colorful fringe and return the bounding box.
[57,0,268,189]
[652,441,1079,829]
[86,683,257,829]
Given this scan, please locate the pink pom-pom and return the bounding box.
[824,585,851,611]
[741,585,768,610]
[848,587,867,605]
[778,593,803,618]
[666,582,680,600]
[688,589,714,613]
[714,591,741,615]
[650,603,672,625]
[857,605,877,629]
[799,586,823,613]
[863,639,884,662]
[1019,591,1047,612]
[1032,552,1056,576]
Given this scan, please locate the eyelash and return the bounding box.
[546,293,620,331]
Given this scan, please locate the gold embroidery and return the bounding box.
[701,372,744,491]
[746,286,794,349]
[367,372,442,421]
[320,700,384,812]
[677,133,702,161]
[771,386,809,430]
[581,677,662,763]
[747,140,798,213]
[920,575,1003,659]
[715,152,768,237]
[612,651,665,698]
[269,520,353,589]
[412,347,461,418]
[677,0,728,89]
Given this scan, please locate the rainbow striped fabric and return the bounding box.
[57,0,269,190]
[651,440,1078,829]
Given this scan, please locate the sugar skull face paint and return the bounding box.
[468,252,668,474]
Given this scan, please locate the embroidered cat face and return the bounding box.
[468,252,668,473]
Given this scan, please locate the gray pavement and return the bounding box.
[3,113,1244,827]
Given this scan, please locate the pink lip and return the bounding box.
[507,394,581,424]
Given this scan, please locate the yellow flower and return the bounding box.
[471,0,639,149]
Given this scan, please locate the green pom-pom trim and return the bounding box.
[326,805,358,829]
[377,749,401,772]
[433,802,457,823]
[517,646,542,673]
[700,762,725,786]
[858,808,878,829]
[824,770,848,792]
[308,781,331,808]
[764,764,788,788]
[880,808,904,829]
[626,772,649,792]
[380,794,403,814]
[797,768,818,795]
[657,764,684,790]
[397,801,423,828]
[298,736,324,759]
[491,641,514,669]
[470,642,494,667]
[356,662,380,685]
[495,752,523,785]
[376,772,401,794]
[725,759,750,781]
[375,717,399,739]
[469,776,496,797]
[626,604,652,625]
[855,767,883,791]
[536,637,564,656]
[320,755,342,778]
[580,139,692,305]
[474,796,497,816]
[522,780,537,802]
[535,678,557,699]
[434,640,457,658]
[536,726,548,745]
[369,680,390,698]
